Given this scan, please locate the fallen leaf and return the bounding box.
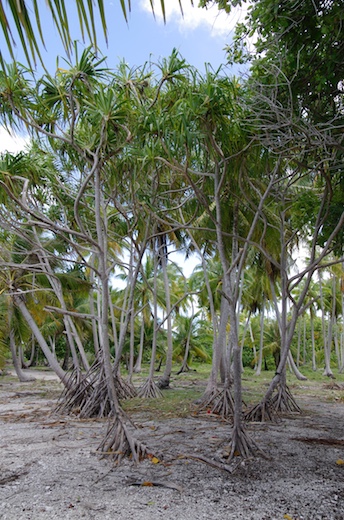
[283,515,293,520]
[151,456,160,464]
[336,459,344,465]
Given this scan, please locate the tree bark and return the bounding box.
[12,293,68,385]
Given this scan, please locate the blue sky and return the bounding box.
[0,0,248,74]
[0,0,248,152]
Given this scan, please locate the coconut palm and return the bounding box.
[0,0,173,67]
[174,313,212,371]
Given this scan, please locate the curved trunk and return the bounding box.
[13,293,68,386]
[8,311,35,382]
[288,351,307,381]
[20,334,36,368]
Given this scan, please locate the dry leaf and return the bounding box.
[151,456,160,464]
[283,515,293,520]
[336,459,344,465]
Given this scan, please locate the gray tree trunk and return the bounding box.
[12,293,68,385]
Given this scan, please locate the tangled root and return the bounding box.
[56,362,137,419]
[245,384,301,422]
[225,424,267,461]
[244,399,275,423]
[138,379,163,399]
[271,384,301,414]
[97,414,151,464]
[115,376,137,400]
[197,387,234,420]
[56,364,102,416]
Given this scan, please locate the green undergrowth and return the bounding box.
[122,386,201,420]
[2,362,344,420]
[124,365,344,418]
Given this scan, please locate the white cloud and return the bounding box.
[139,0,248,39]
[0,127,30,154]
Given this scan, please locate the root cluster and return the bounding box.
[225,424,267,461]
[198,387,234,419]
[271,384,301,414]
[56,362,137,418]
[97,414,151,464]
[244,399,275,422]
[138,379,163,399]
[244,384,301,422]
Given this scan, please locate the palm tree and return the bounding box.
[174,313,212,372]
[0,1,180,68]
[240,252,275,376]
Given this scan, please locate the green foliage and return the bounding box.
[212,0,344,120]
[173,314,212,364]
[242,344,254,368]
[0,1,109,68]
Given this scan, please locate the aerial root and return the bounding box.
[196,387,222,409]
[197,387,234,420]
[138,379,163,399]
[244,384,301,422]
[56,365,99,416]
[114,376,137,400]
[176,363,195,375]
[97,414,151,464]
[244,399,276,422]
[210,387,234,419]
[56,362,138,418]
[271,384,301,414]
[226,424,268,461]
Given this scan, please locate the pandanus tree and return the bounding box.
[0,151,75,383]
[0,48,156,461]
[243,66,344,421]
[142,60,277,458]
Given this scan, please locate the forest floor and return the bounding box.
[1,367,344,520]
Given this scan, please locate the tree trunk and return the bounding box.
[255,297,265,376]
[138,251,162,398]
[310,307,317,371]
[8,303,36,383]
[13,293,68,385]
[133,314,145,373]
[288,351,307,380]
[158,235,173,389]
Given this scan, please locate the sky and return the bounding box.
[0,0,248,73]
[0,0,249,153]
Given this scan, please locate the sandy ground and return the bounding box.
[1,370,344,520]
